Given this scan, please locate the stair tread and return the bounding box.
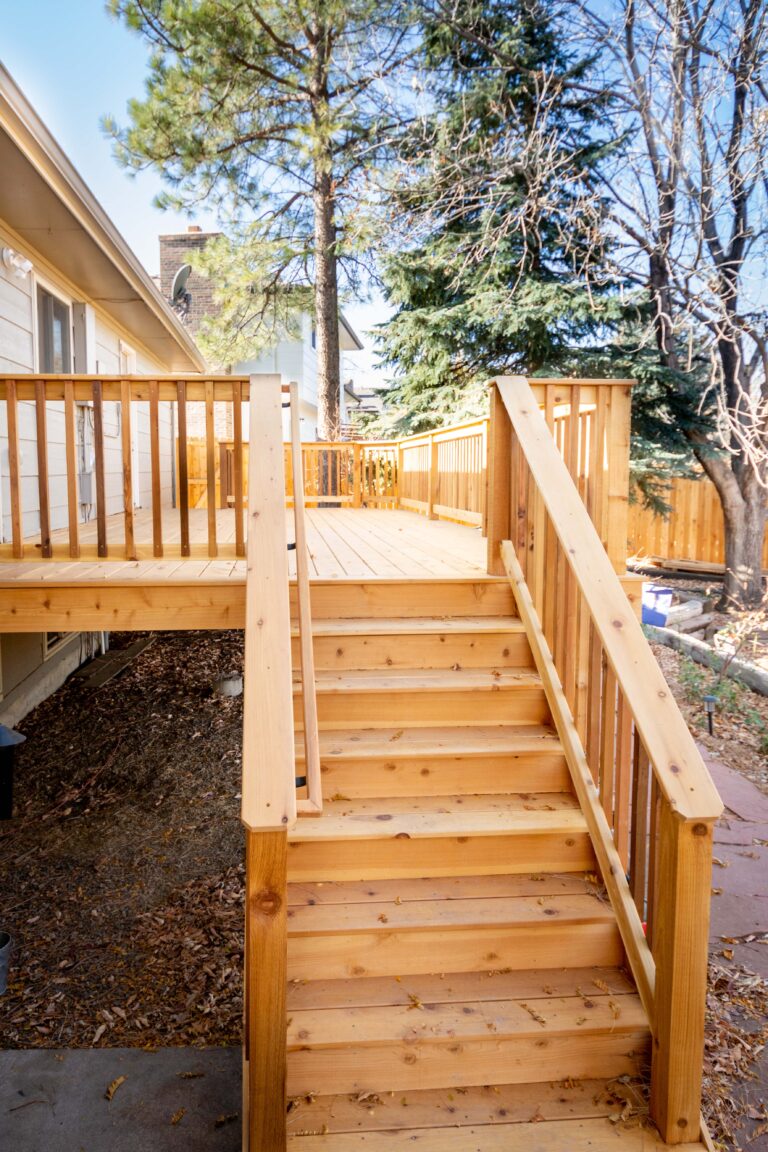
[287,1117,703,1149]
[287,989,648,1048]
[296,724,561,760]
[288,890,613,936]
[298,668,542,693]
[286,965,634,1011]
[284,1080,638,1135]
[288,793,585,842]
[292,615,523,636]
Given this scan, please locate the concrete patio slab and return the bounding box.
[0,1047,241,1152]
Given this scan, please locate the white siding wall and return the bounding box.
[0,249,174,543]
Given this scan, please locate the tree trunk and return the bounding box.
[313,167,341,442]
[719,480,767,608]
[647,249,766,609]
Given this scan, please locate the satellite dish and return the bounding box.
[171,264,192,304]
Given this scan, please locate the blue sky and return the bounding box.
[0,0,390,386]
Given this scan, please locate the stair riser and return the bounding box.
[288,832,595,882]
[290,580,515,619]
[287,922,623,982]
[300,689,550,727]
[293,633,534,671]
[310,753,570,797]
[286,1032,650,1096]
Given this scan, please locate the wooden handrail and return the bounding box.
[288,382,322,817]
[493,376,722,1145]
[240,374,296,834]
[496,379,720,821]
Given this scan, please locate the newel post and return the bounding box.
[486,382,512,576]
[650,806,715,1144]
[244,830,288,1152]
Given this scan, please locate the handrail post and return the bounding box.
[650,808,715,1144]
[241,374,294,1152]
[486,382,512,575]
[605,383,632,574]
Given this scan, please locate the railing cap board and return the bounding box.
[491,376,635,388]
[396,417,489,446]
[497,377,722,824]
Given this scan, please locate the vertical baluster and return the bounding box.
[233,380,245,558]
[561,390,579,702]
[120,379,136,560]
[646,776,660,946]
[542,387,558,634]
[630,733,651,919]
[205,380,218,557]
[177,380,190,557]
[573,589,591,744]
[599,655,617,828]
[35,381,52,557]
[63,380,80,558]
[6,380,23,558]
[593,387,608,550]
[585,624,602,782]
[149,380,163,557]
[92,381,108,558]
[615,692,633,869]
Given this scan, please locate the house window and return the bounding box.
[45,632,73,657]
[37,286,72,373]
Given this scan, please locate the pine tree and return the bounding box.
[107,0,413,438]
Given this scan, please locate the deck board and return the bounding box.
[2,508,487,583]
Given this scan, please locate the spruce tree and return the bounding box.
[376,0,618,433]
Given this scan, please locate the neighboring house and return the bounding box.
[158,228,364,439]
[0,64,204,725]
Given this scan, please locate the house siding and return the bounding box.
[0,226,177,727]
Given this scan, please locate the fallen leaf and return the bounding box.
[105,1076,126,1102]
[214,1113,239,1129]
[171,1108,186,1126]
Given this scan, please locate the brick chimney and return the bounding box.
[158,226,221,335]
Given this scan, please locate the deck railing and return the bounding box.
[491,377,722,1146]
[0,374,256,561]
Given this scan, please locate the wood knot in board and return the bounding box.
[670,763,681,775]
[612,618,623,629]
[253,888,282,917]
[692,823,709,837]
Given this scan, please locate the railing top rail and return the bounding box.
[396,417,489,446]
[0,374,290,402]
[524,376,635,387]
[494,376,722,822]
[0,373,258,383]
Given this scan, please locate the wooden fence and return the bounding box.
[627,474,768,571]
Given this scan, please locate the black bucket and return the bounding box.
[0,931,11,995]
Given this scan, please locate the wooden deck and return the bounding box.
[0,509,491,632]
[3,508,486,582]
